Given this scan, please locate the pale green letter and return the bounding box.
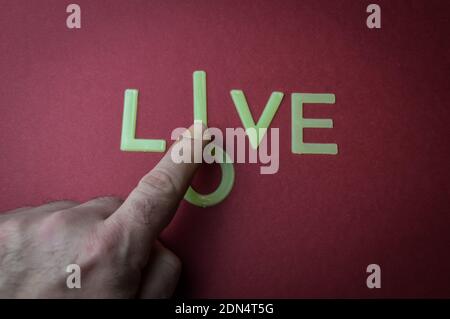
[120,89,166,152]
[291,93,337,155]
[230,90,283,149]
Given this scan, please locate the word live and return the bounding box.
[120,71,338,207]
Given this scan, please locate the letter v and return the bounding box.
[230,90,283,149]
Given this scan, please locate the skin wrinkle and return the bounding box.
[126,191,160,227]
[140,169,182,200]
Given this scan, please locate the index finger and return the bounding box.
[102,123,208,263]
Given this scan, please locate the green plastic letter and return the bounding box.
[291,93,338,155]
[193,71,207,124]
[184,71,235,207]
[120,89,166,152]
[230,90,283,149]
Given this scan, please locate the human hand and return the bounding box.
[0,125,207,298]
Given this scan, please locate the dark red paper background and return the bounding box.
[1,0,449,297]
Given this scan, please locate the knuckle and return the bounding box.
[50,210,69,221]
[55,200,78,206]
[43,210,70,228]
[50,200,78,208]
[85,227,111,258]
[139,169,179,198]
[93,196,123,209]
[126,194,159,226]
[36,211,71,238]
[77,227,116,270]
[1,218,24,236]
[4,206,32,214]
[40,200,78,212]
